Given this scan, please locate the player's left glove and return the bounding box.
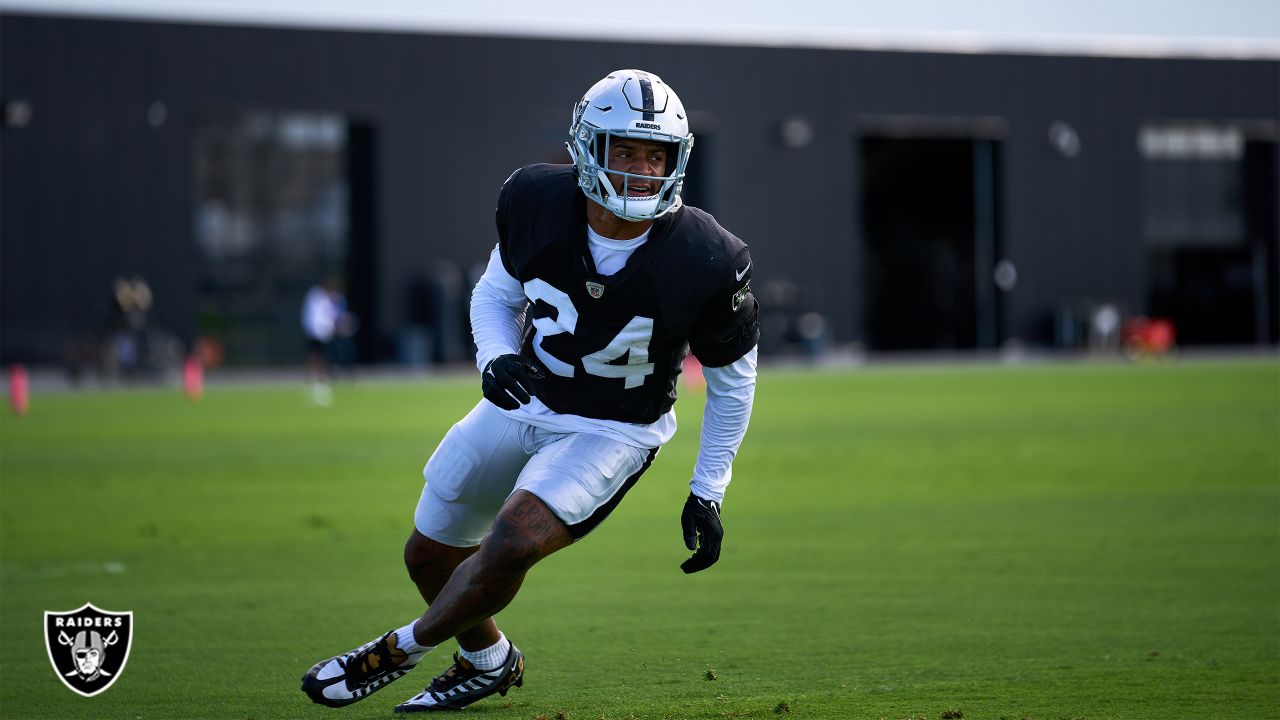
[680,493,723,574]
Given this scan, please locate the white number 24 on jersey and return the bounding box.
[523,278,655,389]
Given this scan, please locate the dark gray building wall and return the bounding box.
[2,13,1277,364]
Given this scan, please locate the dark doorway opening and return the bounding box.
[859,136,1001,351]
[346,121,378,363]
[1142,130,1278,346]
[192,111,377,366]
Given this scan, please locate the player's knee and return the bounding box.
[403,540,432,580]
[403,531,467,584]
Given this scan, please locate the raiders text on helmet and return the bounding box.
[567,69,694,222]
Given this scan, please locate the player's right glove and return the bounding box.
[481,354,544,410]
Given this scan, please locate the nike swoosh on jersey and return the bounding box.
[735,262,752,282]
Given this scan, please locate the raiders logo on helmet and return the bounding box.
[44,602,133,697]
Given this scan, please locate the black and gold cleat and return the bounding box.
[302,631,426,708]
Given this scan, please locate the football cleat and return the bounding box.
[302,631,426,708]
[393,644,524,713]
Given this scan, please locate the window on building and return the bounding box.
[192,112,350,365]
[1140,125,1245,247]
[1140,124,1277,345]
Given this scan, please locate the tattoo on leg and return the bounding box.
[497,492,566,547]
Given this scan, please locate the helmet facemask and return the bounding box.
[571,127,693,221]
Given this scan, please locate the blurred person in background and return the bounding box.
[302,276,344,405]
[103,276,153,382]
[302,69,759,712]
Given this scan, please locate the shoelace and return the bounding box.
[345,639,398,686]
[429,653,476,690]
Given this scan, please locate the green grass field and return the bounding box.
[1,359,1277,720]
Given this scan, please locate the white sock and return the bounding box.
[460,633,510,671]
[394,622,430,654]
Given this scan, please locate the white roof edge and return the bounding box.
[2,3,1278,61]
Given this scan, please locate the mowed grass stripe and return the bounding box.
[1,359,1276,719]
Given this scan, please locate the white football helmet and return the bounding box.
[567,69,694,222]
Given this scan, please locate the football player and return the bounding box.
[302,69,759,713]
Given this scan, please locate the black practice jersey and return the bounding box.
[495,164,760,425]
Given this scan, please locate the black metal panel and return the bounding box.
[2,12,1277,365]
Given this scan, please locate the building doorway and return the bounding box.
[859,135,1002,351]
[1141,126,1278,346]
[191,111,377,366]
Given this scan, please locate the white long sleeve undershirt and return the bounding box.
[469,243,756,502]
[691,347,757,504]
[470,247,528,372]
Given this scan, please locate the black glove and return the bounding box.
[680,493,723,574]
[481,354,544,410]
